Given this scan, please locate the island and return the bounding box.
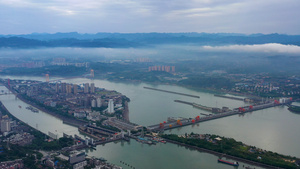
[161,133,300,169]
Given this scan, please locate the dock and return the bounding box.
[143,87,200,98]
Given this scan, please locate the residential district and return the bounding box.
[0,79,139,169]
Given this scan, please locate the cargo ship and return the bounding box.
[218,159,239,166]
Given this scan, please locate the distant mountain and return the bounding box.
[0,32,299,48]
[0,37,48,48]
[0,37,140,48]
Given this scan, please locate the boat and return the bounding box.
[18,105,21,108]
[160,140,166,143]
[245,167,254,169]
[218,159,239,166]
[98,157,107,161]
[25,106,39,113]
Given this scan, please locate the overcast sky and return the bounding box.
[0,0,299,35]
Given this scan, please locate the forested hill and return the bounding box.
[0,32,300,48]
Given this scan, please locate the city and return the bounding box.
[1,0,300,169]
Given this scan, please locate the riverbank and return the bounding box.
[162,134,299,169]
[288,105,300,113]
[1,82,88,127]
[16,93,88,127]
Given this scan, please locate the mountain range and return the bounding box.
[0,32,299,48]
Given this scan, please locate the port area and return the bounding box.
[148,99,292,131]
[143,87,200,98]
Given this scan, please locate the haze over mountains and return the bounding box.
[0,32,300,48]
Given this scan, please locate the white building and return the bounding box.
[74,111,86,118]
[91,99,96,107]
[96,98,102,107]
[108,99,114,114]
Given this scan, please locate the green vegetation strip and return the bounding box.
[288,105,300,113]
[161,133,299,169]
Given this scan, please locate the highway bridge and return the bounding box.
[148,101,289,131]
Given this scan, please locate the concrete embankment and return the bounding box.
[174,100,213,111]
[165,139,283,169]
[214,94,245,101]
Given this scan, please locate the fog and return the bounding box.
[0,44,299,74]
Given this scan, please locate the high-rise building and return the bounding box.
[1,119,11,133]
[108,99,114,114]
[165,66,170,72]
[73,84,78,94]
[55,83,60,93]
[61,83,67,93]
[45,74,49,82]
[90,83,95,93]
[84,83,89,93]
[84,97,90,108]
[96,98,102,107]
[90,69,94,78]
[171,66,175,72]
[66,84,72,93]
[91,99,96,107]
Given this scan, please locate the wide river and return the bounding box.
[1,75,299,169]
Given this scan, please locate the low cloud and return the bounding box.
[202,43,300,55]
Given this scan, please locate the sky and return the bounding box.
[0,0,300,35]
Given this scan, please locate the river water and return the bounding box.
[1,75,299,169]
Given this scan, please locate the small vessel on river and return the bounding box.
[26,106,39,113]
[218,159,239,166]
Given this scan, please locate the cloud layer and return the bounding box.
[202,43,300,55]
[0,0,299,34]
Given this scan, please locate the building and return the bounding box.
[73,84,78,94]
[84,83,89,93]
[1,119,11,133]
[61,83,67,93]
[74,111,86,118]
[90,83,95,93]
[84,97,90,108]
[73,160,87,169]
[96,98,102,107]
[108,99,114,114]
[91,99,96,107]
[69,151,86,164]
[55,83,59,93]
[0,159,24,169]
[66,84,72,93]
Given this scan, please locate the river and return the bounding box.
[1,75,299,169]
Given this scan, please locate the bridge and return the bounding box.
[148,101,289,131]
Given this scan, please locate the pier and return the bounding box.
[143,87,200,98]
